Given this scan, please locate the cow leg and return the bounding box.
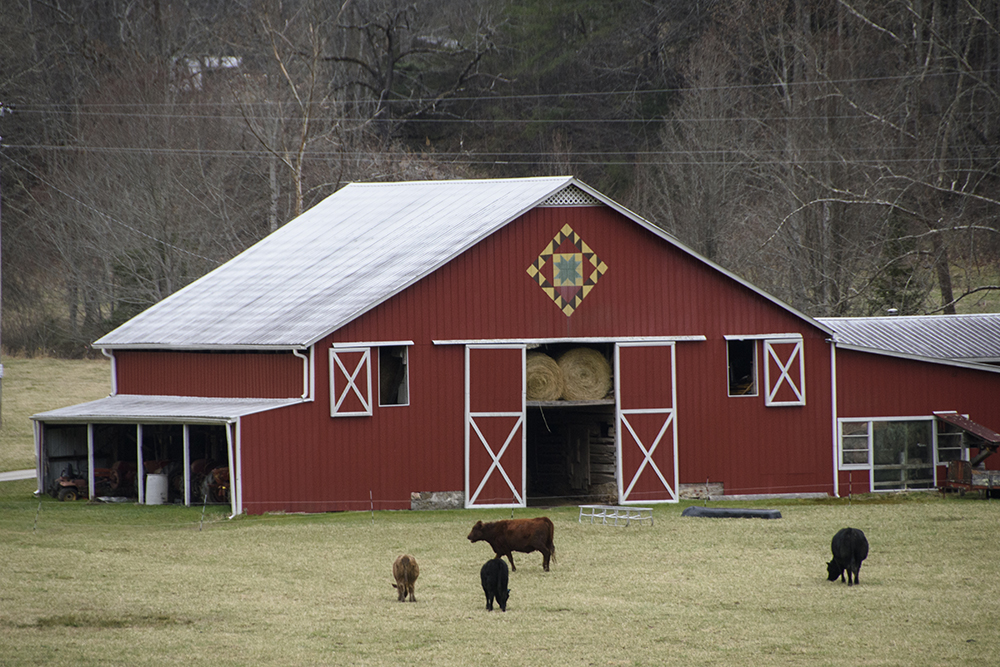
[504,553,516,572]
[408,585,417,602]
[396,585,405,602]
[485,592,494,611]
[542,549,550,572]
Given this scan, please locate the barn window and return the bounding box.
[935,421,965,463]
[839,418,937,490]
[839,420,870,467]
[379,345,409,406]
[727,340,757,396]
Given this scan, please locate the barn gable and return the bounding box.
[94,177,829,350]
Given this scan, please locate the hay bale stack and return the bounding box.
[558,347,612,400]
[526,352,565,401]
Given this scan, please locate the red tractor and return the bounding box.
[49,465,114,501]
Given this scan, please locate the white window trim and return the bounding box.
[329,347,372,417]
[764,339,805,406]
[838,416,951,471]
[838,418,872,470]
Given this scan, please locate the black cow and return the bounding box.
[480,558,510,612]
[827,527,869,586]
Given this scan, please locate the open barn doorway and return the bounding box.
[526,404,617,505]
[524,342,618,506]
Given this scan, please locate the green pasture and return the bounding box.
[1,483,998,667]
[0,356,111,472]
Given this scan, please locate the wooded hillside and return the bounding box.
[2,0,999,356]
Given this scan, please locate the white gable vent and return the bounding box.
[539,185,601,207]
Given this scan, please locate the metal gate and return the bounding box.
[465,345,526,508]
[615,342,678,503]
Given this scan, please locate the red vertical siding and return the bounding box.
[835,348,1000,476]
[115,350,304,398]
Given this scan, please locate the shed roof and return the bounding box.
[32,395,303,424]
[95,176,829,350]
[819,314,1000,363]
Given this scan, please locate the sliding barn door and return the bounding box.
[465,345,526,508]
[616,342,678,503]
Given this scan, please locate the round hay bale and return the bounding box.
[526,352,565,401]
[558,347,612,400]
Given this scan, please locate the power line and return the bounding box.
[3,142,997,169]
[8,67,1000,110]
[0,152,223,266]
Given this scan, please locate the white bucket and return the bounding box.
[145,473,168,505]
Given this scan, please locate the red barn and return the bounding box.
[32,178,1000,514]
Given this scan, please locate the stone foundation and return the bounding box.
[410,490,464,510]
[678,482,724,500]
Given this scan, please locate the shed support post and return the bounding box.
[137,424,144,504]
[183,424,191,507]
[87,424,95,500]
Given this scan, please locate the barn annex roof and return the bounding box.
[95,176,830,350]
[32,395,304,424]
[818,314,1000,364]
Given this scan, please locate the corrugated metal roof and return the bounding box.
[32,395,303,423]
[96,177,576,349]
[819,314,1000,362]
[94,176,831,350]
[934,411,1000,444]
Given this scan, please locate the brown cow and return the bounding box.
[392,554,419,602]
[467,517,555,572]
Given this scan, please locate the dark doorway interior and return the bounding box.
[526,404,617,506]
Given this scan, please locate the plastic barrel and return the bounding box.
[145,473,168,505]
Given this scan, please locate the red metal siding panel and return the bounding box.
[115,350,303,398]
[835,348,1000,474]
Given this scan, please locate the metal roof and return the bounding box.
[819,314,1000,363]
[96,177,577,349]
[95,176,831,350]
[32,395,304,424]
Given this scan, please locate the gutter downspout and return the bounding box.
[293,347,314,401]
[830,341,840,498]
[100,348,117,395]
[226,420,239,519]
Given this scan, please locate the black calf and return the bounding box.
[480,558,510,611]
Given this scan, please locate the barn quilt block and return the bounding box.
[526,224,608,316]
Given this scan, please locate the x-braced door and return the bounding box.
[465,345,525,508]
[616,342,678,503]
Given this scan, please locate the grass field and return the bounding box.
[1,482,998,667]
[0,356,111,472]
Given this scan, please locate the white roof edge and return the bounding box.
[834,342,1000,373]
[31,395,306,423]
[95,344,310,352]
[432,335,708,345]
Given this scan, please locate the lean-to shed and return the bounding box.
[32,177,1000,513]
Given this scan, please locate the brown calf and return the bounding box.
[392,554,419,601]
[467,517,555,572]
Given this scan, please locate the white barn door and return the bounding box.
[615,342,678,503]
[465,345,526,508]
